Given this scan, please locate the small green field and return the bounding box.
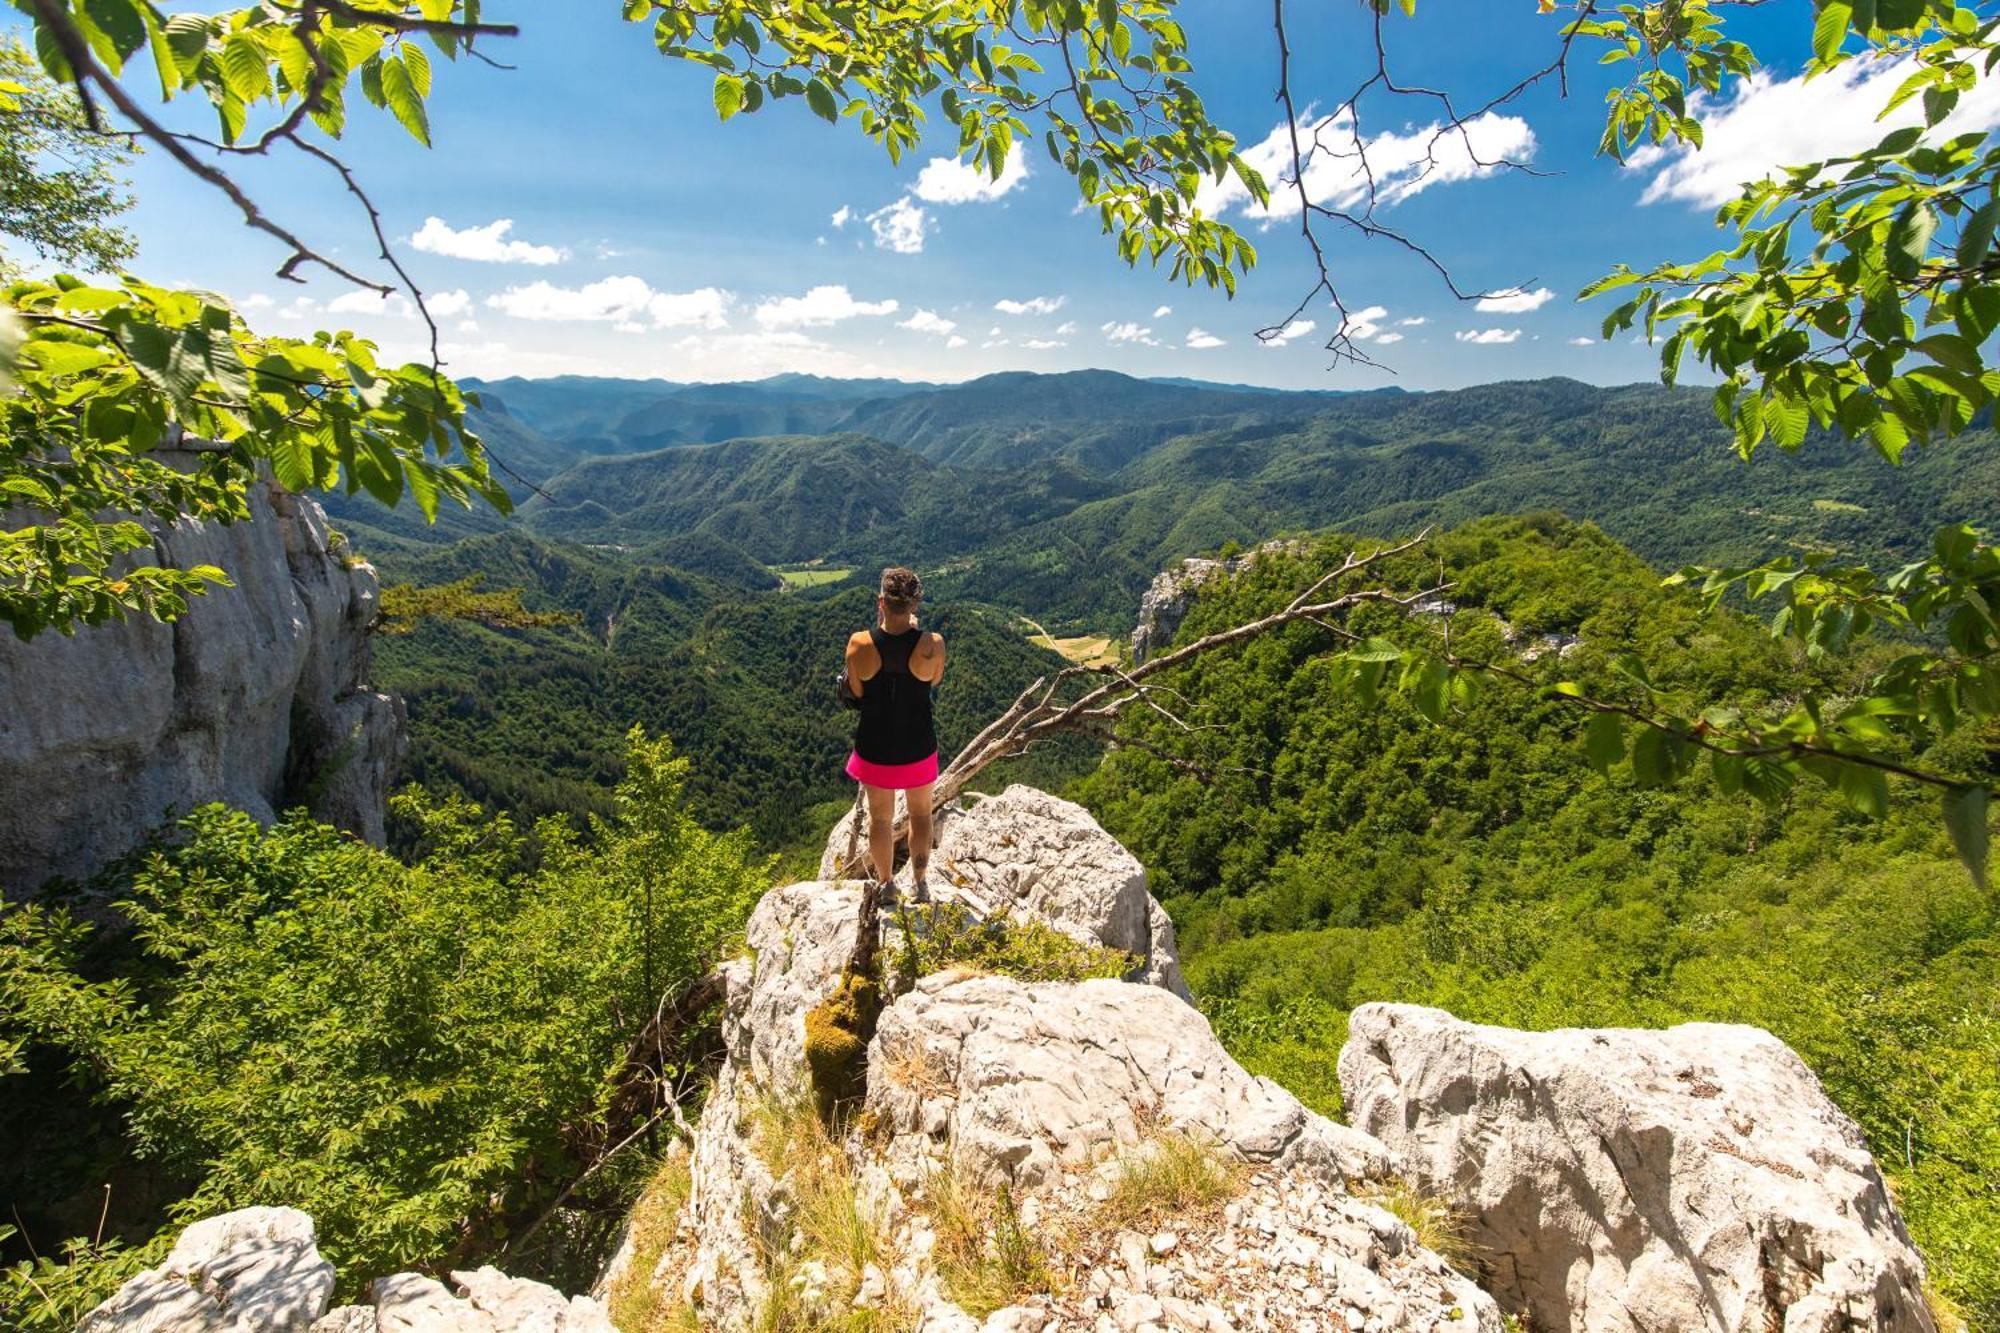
[774,566,854,588]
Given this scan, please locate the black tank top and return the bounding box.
[855,626,937,765]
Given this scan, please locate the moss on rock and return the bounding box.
[804,970,880,1121]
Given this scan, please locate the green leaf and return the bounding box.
[22,339,116,377]
[82,0,148,68]
[219,31,269,102]
[401,42,432,99]
[1812,1,1853,62]
[1944,785,1990,891]
[379,54,430,145]
[1584,712,1625,773]
[1916,332,1981,375]
[1836,759,1890,818]
[713,73,744,121]
[1959,197,1999,269]
[805,77,837,122]
[1886,200,1938,281]
[1956,285,2000,343]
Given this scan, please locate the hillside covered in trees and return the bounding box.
[328,372,2000,639]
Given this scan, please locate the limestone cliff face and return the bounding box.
[0,474,404,894]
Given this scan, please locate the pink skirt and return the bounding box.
[846,751,939,790]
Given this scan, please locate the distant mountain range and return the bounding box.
[321,368,1998,633]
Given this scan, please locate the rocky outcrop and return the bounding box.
[642,792,1502,1331]
[1338,1003,1936,1333]
[820,785,1189,998]
[1128,542,1303,663]
[0,473,403,894]
[78,1207,335,1333]
[78,1208,614,1332]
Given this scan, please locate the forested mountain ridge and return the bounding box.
[416,372,2000,633]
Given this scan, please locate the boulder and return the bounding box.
[78,1206,336,1332]
[819,785,1189,998]
[868,972,1389,1190]
[0,474,403,895]
[372,1268,614,1332]
[1339,1003,1936,1333]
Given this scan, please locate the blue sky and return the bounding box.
[13,0,1980,390]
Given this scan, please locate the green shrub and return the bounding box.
[0,728,768,1326]
[887,903,1134,989]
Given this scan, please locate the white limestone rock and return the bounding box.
[1339,1002,1937,1333]
[819,785,1189,999]
[370,1268,615,1332]
[78,1206,336,1332]
[0,475,402,893]
[867,973,1391,1190]
[308,1309,379,1333]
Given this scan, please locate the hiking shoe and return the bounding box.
[909,875,931,906]
[873,878,899,908]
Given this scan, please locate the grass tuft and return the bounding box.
[745,1090,912,1331]
[921,1159,1059,1317]
[1359,1178,1478,1273]
[606,1148,701,1333]
[1098,1124,1245,1231]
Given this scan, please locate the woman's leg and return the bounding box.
[906,782,935,892]
[864,783,897,883]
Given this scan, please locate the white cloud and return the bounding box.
[1260,318,1317,347]
[898,308,957,337]
[754,284,899,329]
[1399,316,1427,326]
[1152,304,1173,318]
[831,205,854,228]
[946,335,968,349]
[1475,286,1555,314]
[987,326,1002,337]
[914,144,1029,204]
[613,320,647,335]
[1101,320,1158,345]
[427,288,473,318]
[455,318,480,333]
[238,293,274,310]
[995,294,1067,316]
[1343,304,1389,341]
[1455,328,1522,345]
[1568,336,1596,346]
[868,197,930,253]
[660,327,888,379]
[1054,320,1078,336]
[1197,110,1535,220]
[1373,331,1405,345]
[410,216,566,265]
[1632,55,2000,207]
[1023,337,1068,350]
[486,277,731,329]
[327,289,412,318]
[1185,327,1225,349]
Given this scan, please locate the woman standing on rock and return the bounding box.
[844,566,946,899]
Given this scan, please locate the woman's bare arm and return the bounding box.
[846,631,880,696]
[911,631,946,685]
